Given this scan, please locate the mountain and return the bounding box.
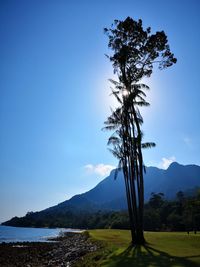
[3,162,200,227]
[49,162,200,211]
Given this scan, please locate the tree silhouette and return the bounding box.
[103,17,176,245]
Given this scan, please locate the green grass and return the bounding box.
[74,230,200,267]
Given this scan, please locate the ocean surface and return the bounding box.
[0,225,81,243]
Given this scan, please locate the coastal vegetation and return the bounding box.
[4,191,200,233]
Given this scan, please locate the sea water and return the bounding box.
[0,225,81,243]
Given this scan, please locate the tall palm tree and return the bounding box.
[103,81,155,244]
[103,17,176,245]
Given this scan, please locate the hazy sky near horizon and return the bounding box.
[0,0,200,222]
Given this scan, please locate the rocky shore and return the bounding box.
[0,231,99,267]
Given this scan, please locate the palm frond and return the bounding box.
[134,101,150,107]
[112,90,122,104]
[102,125,119,131]
[141,142,156,149]
[108,79,119,86]
[136,95,146,102]
[134,83,150,90]
[107,136,121,146]
[108,147,121,160]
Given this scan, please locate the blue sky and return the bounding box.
[0,0,200,222]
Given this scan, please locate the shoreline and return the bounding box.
[0,231,99,267]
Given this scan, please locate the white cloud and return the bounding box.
[158,156,176,169]
[84,163,115,177]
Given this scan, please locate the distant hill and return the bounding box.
[3,162,200,227]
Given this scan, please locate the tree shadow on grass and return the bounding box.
[103,243,200,267]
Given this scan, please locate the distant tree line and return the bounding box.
[3,190,200,232]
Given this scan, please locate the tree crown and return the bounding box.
[104,17,177,84]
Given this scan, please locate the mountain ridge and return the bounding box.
[2,162,200,226]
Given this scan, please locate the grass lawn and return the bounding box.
[75,230,200,267]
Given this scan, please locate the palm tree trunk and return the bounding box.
[131,104,145,244]
[121,126,136,244]
[123,166,136,243]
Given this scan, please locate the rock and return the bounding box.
[0,232,100,267]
